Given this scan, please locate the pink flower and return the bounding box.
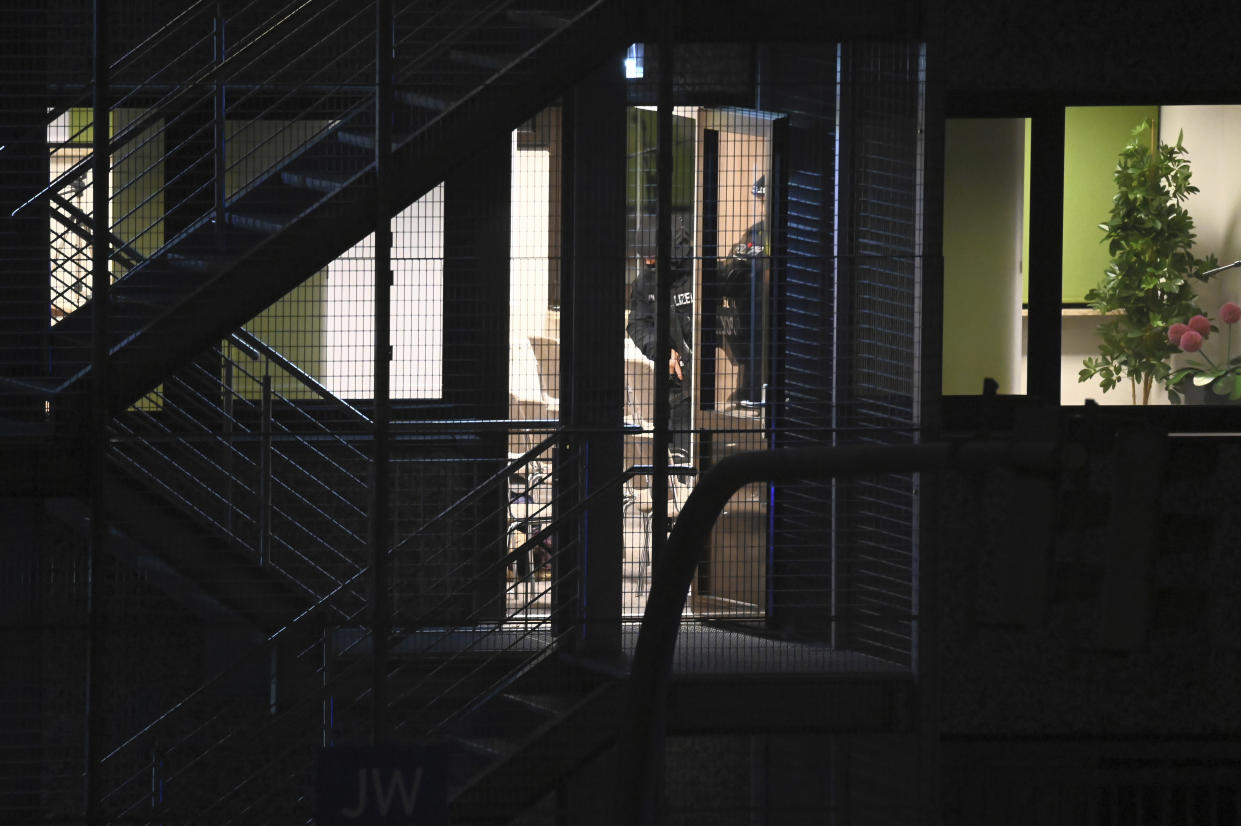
[1188,315,1212,338]
[1179,329,1204,352]
[1221,302,1241,324]
[1168,322,1189,345]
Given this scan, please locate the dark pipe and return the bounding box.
[85,3,109,821]
[615,439,1079,826]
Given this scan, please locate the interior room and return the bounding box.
[944,105,1241,405]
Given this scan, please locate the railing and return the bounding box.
[28,0,611,338]
[108,332,373,616]
[615,439,1082,826]
[95,425,587,823]
[5,2,629,819]
[48,193,143,322]
[34,0,378,315]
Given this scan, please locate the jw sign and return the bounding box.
[316,745,448,825]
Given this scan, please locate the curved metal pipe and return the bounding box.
[615,439,1079,825]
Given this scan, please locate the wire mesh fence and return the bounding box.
[2,10,934,822]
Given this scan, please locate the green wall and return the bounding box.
[226,119,332,401]
[943,119,1025,395]
[69,107,165,269]
[1059,105,1159,303]
[944,107,1160,396]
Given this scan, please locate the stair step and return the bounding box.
[453,735,515,759]
[501,691,579,717]
[448,48,516,72]
[226,208,303,235]
[334,130,407,152]
[505,8,573,28]
[279,167,359,195]
[449,682,623,821]
[164,252,210,272]
[396,90,452,112]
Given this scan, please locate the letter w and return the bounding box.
[372,767,423,816]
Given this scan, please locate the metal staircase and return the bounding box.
[10,3,642,822]
[85,425,626,824]
[30,0,632,414]
[104,333,373,628]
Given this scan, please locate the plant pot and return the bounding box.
[1176,378,1241,405]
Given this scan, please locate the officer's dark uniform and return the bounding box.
[627,252,693,461]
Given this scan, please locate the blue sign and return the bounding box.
[317,744,448,825]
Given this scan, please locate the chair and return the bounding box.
[622,429,654,580]
[624,339,655,428]
[529,333,560,405]
[507,334,556,579]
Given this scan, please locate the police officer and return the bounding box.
[627,223,694,464]
[718,175,766,406]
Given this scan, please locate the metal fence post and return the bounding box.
[370,0,394,744]
[223,358,234,533]
[259,373,272,566]
[213,0,226,249]
[85,1,109,821]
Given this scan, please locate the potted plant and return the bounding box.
[1078,118,1218,404]
[1167,302,1241,402]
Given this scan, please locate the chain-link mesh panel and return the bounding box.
[5,7,931,820]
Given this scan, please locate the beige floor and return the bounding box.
[504,567,677,619]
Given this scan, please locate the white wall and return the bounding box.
[324,184,445,399]
[1161,106,1241,377]
[509,137,551,403]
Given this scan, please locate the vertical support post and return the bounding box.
[557,97,577,639]
[269,644,279,715]
[560,58,625,653]
[259,374,272,567]
[223,359,234,533]
[917,25,947,826]
[213,0,226,244]
[1027,105,1065,404]
[748,735,768,826]
[149,748,160,810]
[370,0,394,745]
[85,2,109,822]
[322,627,336,747]
[650,12,674,560]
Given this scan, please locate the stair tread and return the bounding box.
[505,8,573,28]
[501,691,581,716]
[280,167,360,194]
[448,47,518,71]
[450,682,623,817]
[452,735,516,758]
[396,90,453,111]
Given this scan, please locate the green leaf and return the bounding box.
[1168,368,1195,385]
[1193,370,1224,386]
[1231,374,1241,401]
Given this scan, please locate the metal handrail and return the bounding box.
[229,327,372,426]
[614,439,1084,826]
[110,346,369,585]
[11,0,218,150]
[14,0,327,217]
[387,428,563,555]
[101,426,579,820]
[100,424,562,753]
[49,193,145,270]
